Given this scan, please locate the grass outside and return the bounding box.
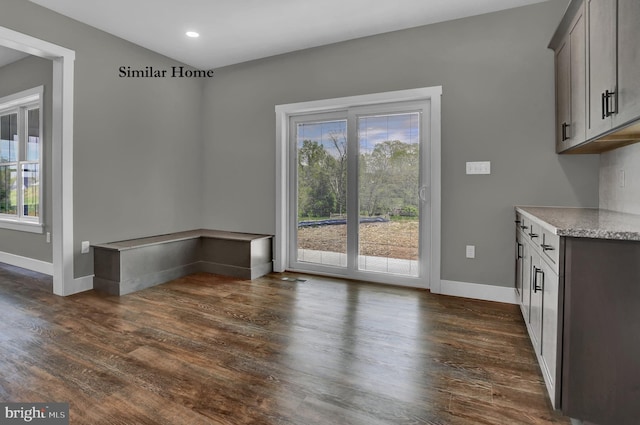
[1,182,39,216]
[297,220,419,260]
[0,196,39,216]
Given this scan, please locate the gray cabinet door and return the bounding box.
[520,235,531,322]
[554,3,587,153]
[529,251,543,350]
[614,0,640,127]
[515,239,523,299]
[569,6,587,146]
[555,39,571,152]
[540,258,560,409]
[586,0,616,139]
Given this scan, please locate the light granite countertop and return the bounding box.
[515,206,640,241]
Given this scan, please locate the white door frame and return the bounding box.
[275,87,442,291]
[0,26,76,296]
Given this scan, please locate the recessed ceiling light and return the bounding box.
[186,31,200,38]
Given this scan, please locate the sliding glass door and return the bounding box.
[289,102,430,286]
[357,111,421,276]
[294,114,348,268]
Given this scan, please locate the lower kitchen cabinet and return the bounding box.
[515,212,562,409]
[515,206,640,425]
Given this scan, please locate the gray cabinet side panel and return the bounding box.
[562,237,640,425]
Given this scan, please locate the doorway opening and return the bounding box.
[0,26,75,295]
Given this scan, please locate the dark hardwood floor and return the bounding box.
[0,262,570,424]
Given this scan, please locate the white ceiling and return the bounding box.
[28,0,549,70]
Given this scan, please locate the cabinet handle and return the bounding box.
[561,122,570,141]
[533,267,544,293]
[515,220,521,224]
[541,244,555,252]
[517,243,523,259]
[605,90,612,117]
[528,232,539,239]
[603,89,618,118]
[520,225,529,230]
[609,89,618,116]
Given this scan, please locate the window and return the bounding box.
[0,86,43,232]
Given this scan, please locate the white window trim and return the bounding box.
[0,220,43,233]
[0,86,44,232]
[275,87,442,292]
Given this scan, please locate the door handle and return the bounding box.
[419,186,429,203]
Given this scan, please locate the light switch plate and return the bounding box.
[466,161,491,175]
[466,245,475,259]
[81,241,90,254]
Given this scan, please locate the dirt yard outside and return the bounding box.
[297,220,419,260]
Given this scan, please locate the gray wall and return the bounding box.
[600,143,640,214]
[1,0,204,277]
[0,55,53,262]
[2,0,601,289]
[201,0,600,288]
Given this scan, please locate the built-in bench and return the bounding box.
[92,230,273,295]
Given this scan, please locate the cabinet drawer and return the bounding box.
[541,229,560,272]
[516,213,529,233]
[527,221,542,248]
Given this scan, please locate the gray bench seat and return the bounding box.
[92,229,273,295]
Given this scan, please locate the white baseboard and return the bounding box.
[437,279,518,304]
[64,275,94,296]
[0,251,53,276]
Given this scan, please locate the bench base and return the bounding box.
[93,230,273,295]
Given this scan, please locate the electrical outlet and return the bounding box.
[619,169,625,188]
[466,245,475,259]
[46,232,51,243]
[81,241,90,254]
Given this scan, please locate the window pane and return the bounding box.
[27,108,40,161]
[358,112,421,276]
[0,164,18,215]
[296,120,348,267]
[22,162,40,218]
[1,113,18,163]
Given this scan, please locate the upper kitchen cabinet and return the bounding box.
[615,0,640,127]
[550,0,640,154]
[549,1,587,153]
[586,0,616,139]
